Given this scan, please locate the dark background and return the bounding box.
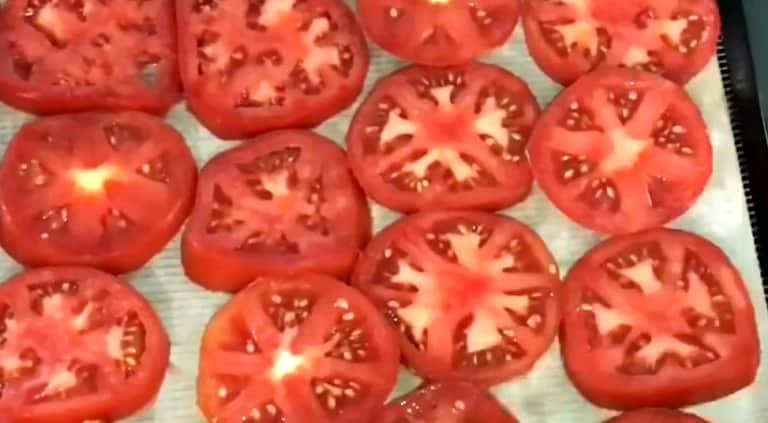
[743,0,768,129]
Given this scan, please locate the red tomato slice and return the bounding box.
[357,0,521,66]
[522,0,721,85]
[176,0,369,139]
[197,274,400,423]
[0,0,180,115]
[527,68,712,234]
[0,112,197,274]
[0,267,169,423]
[182,130,371,292]
[605,408,710,423]
[377,382,519,423]
[561,229,760,410]
[353,211,561,386]
[347,63,539,213]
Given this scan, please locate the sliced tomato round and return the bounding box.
[0,0,180,115]
[377,382,518,423]
[198,274,400,423]
[605,409,710,423]
[182,130,371,292]
[347,63,539,213]
[357,0,521,66]
[353,211,561,386]
[0,112,197,274]
[527,68,712,234]
[0,267,169,423]
[176,0,369,140]
[561,228,760,410]
[522,0,721,85]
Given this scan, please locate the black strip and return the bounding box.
[717,0,768,303]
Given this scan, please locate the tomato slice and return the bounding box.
[182,130,371,292]
[347,63,539,213]
[176,0,369,139]
[197,274,400,423]
[0,112,197,274]
[561,228,760,410]
[0,0,180,115]
[605,409,710,423]
[353,211,561,386]
[357,0,521,66]
[377,382,519,423]
[522,0,721,85]
[527,68,712,234]
[0,267,169,423]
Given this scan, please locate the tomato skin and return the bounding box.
[347,63,539,213]
[561,229,760,410]
[0,0,180,115]
[197,274,401,423]
[354,210,562,387]
[378,382,518,423]
[182,130,372,292]
[176,0,370,140]
[0,267,170,423]
[0,112,198,274]
[527,67,712,234]
[522,0,721,85]
[605,408,710,423]
[357,0,522,66]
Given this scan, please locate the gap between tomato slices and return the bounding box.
[176,0,369,139]
[522,0,721,85]
[347,63,539,213]
[0,0,180,114]
[182,130,371,292]
[197,274,400,423]
[527,67,712,234]
[0,112,197,274]
[0,267,169,423]
[377,382,519,423]
[356,0,522,66]
[561,229,760,410]
[353,211,561,386]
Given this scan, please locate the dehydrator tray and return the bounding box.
[0,0,767,421]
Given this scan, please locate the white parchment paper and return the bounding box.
[0,23,766,423]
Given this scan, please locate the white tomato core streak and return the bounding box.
[72,166,115,194]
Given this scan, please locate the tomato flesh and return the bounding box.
[182,130,371,292]
[357,0,521,66]
[527,68,712,234]
[0,0,180,114]
[522,0,721,85]
[0,267,169,423]
[353,211,561,386]
[561,229,760,409]
[0,112,197,274]
[378,382,518,423]
[177,0,369,139]
[347,63,539,213]
[605,408,710,423]
[197,274,400,423]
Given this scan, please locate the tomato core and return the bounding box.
[72,167,115,194]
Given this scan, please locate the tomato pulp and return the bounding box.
[182,130,371,292]
[523,0,721,85]
[0,267,169,423]
[347,63,539,213]
[354,210,561,386]
[527,68,712,234]
[561,229,760,409]
[177,0,369,139]
[0,112,197,273]
[0,0,180,114]
[197,274,400,423]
